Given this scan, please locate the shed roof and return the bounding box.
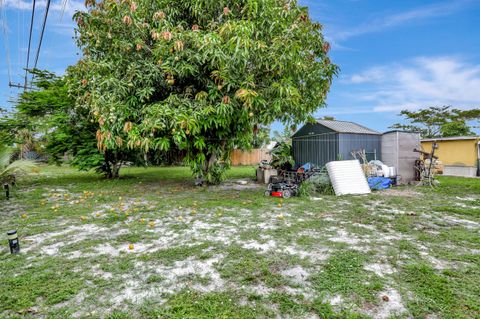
[422,136,480,142]
[383,130,421,135]
[316,119,380,135]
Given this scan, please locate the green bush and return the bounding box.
[298,168,334,196]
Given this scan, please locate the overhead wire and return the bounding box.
[33,0,51,71]
[0,0,13,85]
[17,0,19,69]
[24,0,37,90]
[60,0,68,21]
[21,0,26,77]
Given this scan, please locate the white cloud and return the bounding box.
[316,107,377,115]
[329,0,476,41]
[3,0,84,16]
[344,56,480,112]
[3,0,31,10]
[2,0,84,38]
[345,66,387,84]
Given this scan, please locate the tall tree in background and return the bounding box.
[2,70,138,178]
[391,106,480,138]
[0,108,18,147]
[70,0,337,184]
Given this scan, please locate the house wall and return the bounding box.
[421,139,479,167]
[338,133,382,162]
[443,166,478,177]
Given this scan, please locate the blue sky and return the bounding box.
[1,0,480,133]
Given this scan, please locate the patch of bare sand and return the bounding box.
[377,188,421,198]
[364,288,407,319]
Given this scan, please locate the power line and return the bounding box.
[16,0,19,68]
[8,83,36,90]
[60,0,68,21]
[24,0,36,90]
[33,0,51,70]
[21,0,26,73]
[0,0,13,85]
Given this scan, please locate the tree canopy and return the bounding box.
[70,0,337,183]
[1,69,140,178]
[391,106,480,138]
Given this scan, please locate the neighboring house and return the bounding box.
[292,119,381,167]
[421,136,480,177]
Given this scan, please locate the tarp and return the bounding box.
[326,160,371,196]
[297,162,312,173]
[368,177,392,190]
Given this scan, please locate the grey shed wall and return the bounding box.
[292,132,339,167]
[381,131,420,183]
[338,133,382,162]
[292,123,382,167]
[292,123,338,167]
[292,122,335,138]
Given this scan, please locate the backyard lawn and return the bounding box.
[0,165,479,319]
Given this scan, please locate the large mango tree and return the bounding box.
[70,0,337,183]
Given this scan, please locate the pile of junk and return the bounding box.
[352,150,398,191]
[257,150,400,198]
[362,160,397,190]
[259,161,322,198]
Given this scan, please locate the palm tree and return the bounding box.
[16,129,35,159]
[0,144,38,197]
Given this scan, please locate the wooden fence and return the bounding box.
[231,149,272,166]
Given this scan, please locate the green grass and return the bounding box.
[140,243,215,265]
[0,165,479,318]
[0,256,85,312]
[400,263,480,318]
[310,250,384,303]
[140,290,269,319]
[216,245,290,287]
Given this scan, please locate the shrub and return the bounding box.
[298,168,334,196]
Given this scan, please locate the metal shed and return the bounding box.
[381,131,421,183]
[292,119,381,167]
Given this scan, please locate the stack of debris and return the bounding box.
[414,143,440,187]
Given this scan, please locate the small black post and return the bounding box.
[3,183,9,200]
[7,230,20,254]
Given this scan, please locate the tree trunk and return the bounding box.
[207,152,217,172]
[103,151,122,179]
[112,161,121,178]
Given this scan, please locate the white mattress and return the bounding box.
[326,160,371,196]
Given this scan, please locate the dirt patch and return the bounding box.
[108,255,226,305]
[366,288,407,319]
[364,262,396,277]
[328,229,362,246]
[441,215,480,229]
[242,240,277,252]
[281,265,310,285]
[282,245,331,262]
[215,180,262,191]
[328,295,344,307]
[455,196,478,201]
[22,224,110,255]
[377,188,421,198]
[0,202,26,220]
